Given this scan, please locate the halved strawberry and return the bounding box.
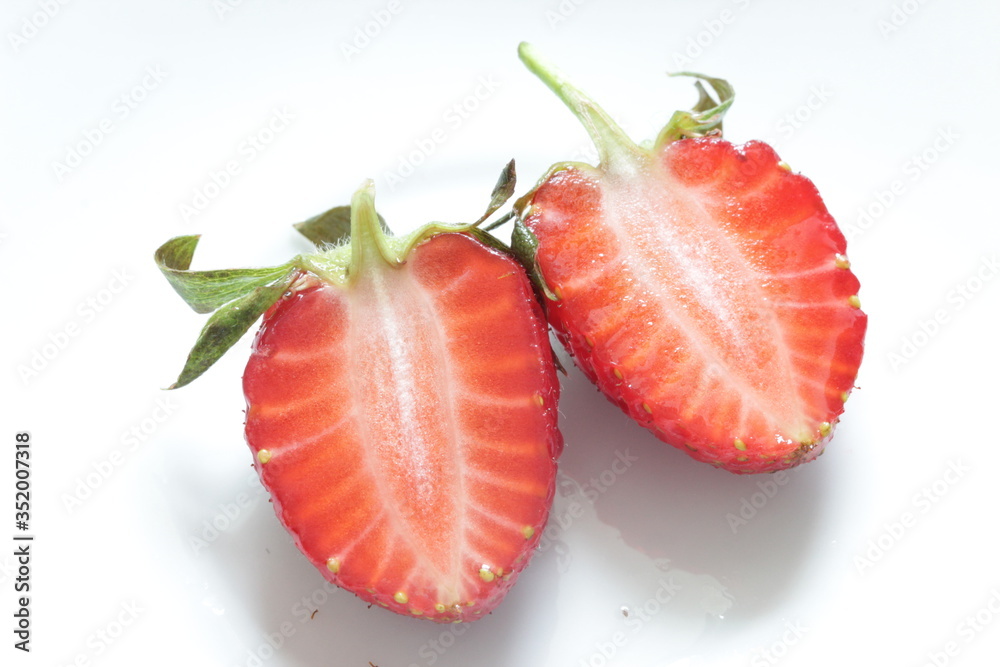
[512,44,866,474]
[156,166,562,621]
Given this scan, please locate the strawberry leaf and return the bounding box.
[656,72,734,145]
[474,159,516,226]
[155,234,302,388]
[169,271,298,389]
[294,206,390,249]
[155,236,297,314]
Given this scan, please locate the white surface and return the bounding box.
[3,1,999,665]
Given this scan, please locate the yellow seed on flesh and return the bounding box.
[841,391,850,403]
[553,286,564,300]
[736,456,748,462]
[613,368,624,381]
[434,603,446,613]
[521,525,535,539]
[778,161,792,171]
[834,254,851,269]
[394,591,408,605]
[410,608,423,616]
[642,402,652,414]
[326,558,340,574]
[257,449,272,464]
[584,335,595,348]
[734,439,747,451]
[819,422,832,437]
[848,295,861,309]
[534,393,545,407]
[479,567,495,583]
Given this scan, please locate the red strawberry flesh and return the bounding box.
[518,44,866,473]
[243,187,561,621]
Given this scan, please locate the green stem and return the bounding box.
[518,42,644,172]
[349,180,398,280]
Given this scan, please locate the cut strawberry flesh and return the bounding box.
[526,138,865,472]
[244,232,561,620]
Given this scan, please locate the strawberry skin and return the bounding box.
[516,45,866,473]
[244,225,561,622]
[157,173,562,623]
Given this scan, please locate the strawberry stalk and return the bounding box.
[348,180,401,277]
[517,42,644,173]
[517,41,735,172]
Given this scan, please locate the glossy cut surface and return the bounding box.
[526,138,866,473]
[243,233,562,621]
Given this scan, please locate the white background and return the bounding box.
[3,1,999,665]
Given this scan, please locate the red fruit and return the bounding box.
[157,171,562,622]
[513,44,866,474]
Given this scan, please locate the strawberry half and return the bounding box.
[156,165,562,622]
[511,44,866,474]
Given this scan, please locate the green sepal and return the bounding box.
[506,218,567,376]
[396,161,519,259]
[474,159,517,226]
[462,226,511,255]
[155,235,297,314]
[294,206,390,249]
[155,234,302,388]
[655,73,734,146]
[511,216,558,302]
[168,271,298,389]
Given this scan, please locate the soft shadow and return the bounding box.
[554,359,833,624]
[192,465,562,667]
